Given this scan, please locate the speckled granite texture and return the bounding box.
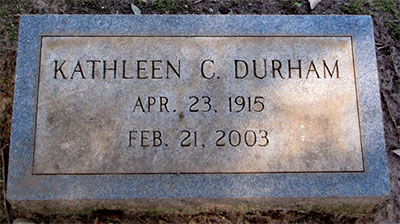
[7,15,389,211]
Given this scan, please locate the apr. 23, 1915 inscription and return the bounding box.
[34,35,362,174]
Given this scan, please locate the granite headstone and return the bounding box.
[7,15,390,213]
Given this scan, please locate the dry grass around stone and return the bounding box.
[0,0,399,223]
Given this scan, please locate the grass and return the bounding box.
[0,9,8,19]
[372,0,399,17]
[227,0,239,8]
[340,0,370,14]
[5,24,18,44]
[341,0,400,18]
[374,0,400,43]
[396,83,400,93]
[294,1,302,8]
[341,0,400,43]
[386,21,400,43]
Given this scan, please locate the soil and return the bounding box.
[0,0,399,223]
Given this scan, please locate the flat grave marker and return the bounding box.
[7,15,390,212]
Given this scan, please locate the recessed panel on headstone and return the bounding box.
[34,36,362,174]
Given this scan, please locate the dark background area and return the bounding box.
[0,0,399,223]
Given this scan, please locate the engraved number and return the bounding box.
[216,130,225,146]
[180,130,198,147]
[215,130,269,147]
[229,96,265,112]
[259,130,269,147]
[189,96,212,112]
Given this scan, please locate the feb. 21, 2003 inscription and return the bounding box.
[33,36,363,174]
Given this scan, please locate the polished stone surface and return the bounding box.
[35,36,362,174]
[7,15,389,209]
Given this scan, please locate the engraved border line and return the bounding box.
[32,35,364,175]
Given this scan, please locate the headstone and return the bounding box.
[7,15,390,213]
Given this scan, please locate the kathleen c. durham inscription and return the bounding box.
[34,35,362,174]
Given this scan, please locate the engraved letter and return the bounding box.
[235,60,248,79]
[71,61,86,79]
[253,60,267,79]
[54,60,67,79]
[141,131,150,147]
[128,131,137,147]
[103,60,117,79]
[87,60,100,79]
[288,60,302,78]
[121,60,132,79]
[272,60,285,79]
[151,60,162,79]
[201,60,215,79]
[147,96,156,112]
[160,97,170,112]
[306,60,320,79]
[323,60,339,78]
[153,131,162,147]
[166,60,180,79]
[133,97,145,112]
[137,60,147,79]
